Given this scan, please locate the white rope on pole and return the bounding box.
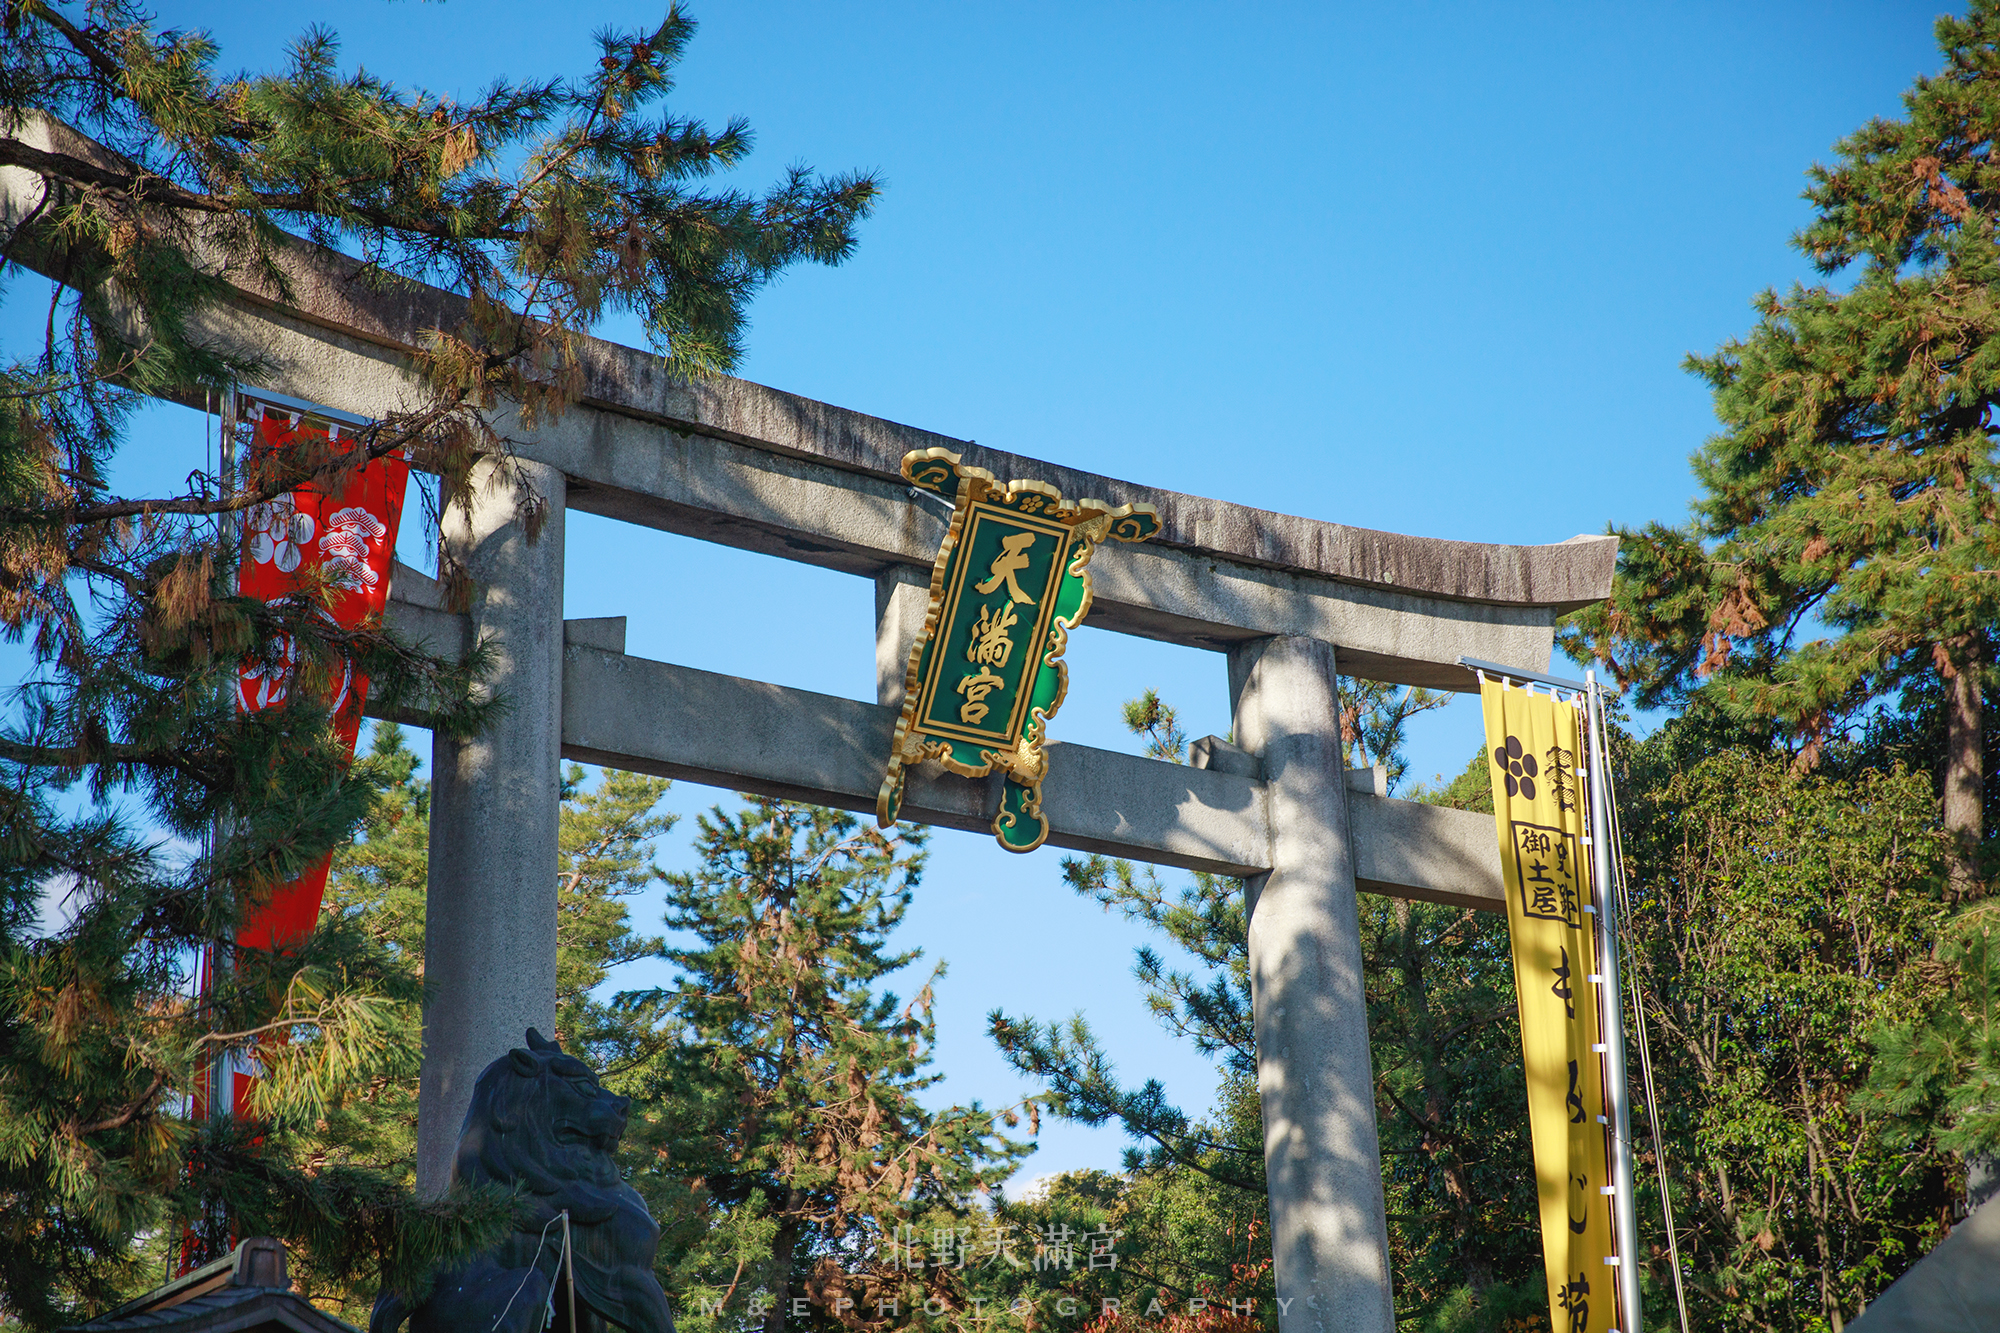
[561,1209,576,1333]
[1585,671,1645,1333]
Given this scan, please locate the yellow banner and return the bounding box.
[1480,678,1621,1333]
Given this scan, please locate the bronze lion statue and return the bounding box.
[371,1030,675,1333]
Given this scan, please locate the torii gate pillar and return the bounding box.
[1232,636,1396,1333]
[416,457,568,1197]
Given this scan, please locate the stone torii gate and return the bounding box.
[368,364,1612,1333]
[3,120,1615,1333]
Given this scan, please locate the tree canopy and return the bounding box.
[0,3,874,1324]
[1562,0,2000,897]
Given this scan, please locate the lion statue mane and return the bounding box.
[371,1029,675,1333]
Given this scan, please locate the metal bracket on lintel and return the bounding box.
[1456,655,1590,694]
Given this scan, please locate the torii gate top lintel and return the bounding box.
[231,227,1615,686]
[0,116,1613,689]
[256,219,1613,628]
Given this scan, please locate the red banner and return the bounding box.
[183,396,410,1271]
[232,397,409,952]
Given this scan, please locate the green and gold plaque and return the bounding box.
[878,448,1161,852]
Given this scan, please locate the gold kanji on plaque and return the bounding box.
[878,449,1160,852]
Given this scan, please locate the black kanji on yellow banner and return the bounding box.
[1480,678,1623,1333]
[878,449,1159,852]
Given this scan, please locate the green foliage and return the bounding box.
[0,3,876,1323]
[1122,690,1189,762]
[991,694,1272,1319]
[1848,677,2000,1180]
[0,708,465,1328]
[989,702,1258,1179]
[619,797,1032,1332]
[1338,678,1453,794]
[1851,671,2000,867]
[1004,685,1967,1332]
[1858,902,2000,1162]
[989,845,1257,1178]
[1362,749,1541,1329]
[1364,893,1539,1322]
[1556,1,2000,1266]
[1407,746,1495,815]
[326,722,432,964]
[991,691,1533,1328]
[1559,1,1998,893]
[556,764,673,1043]
[1619,736,1954,1330]
[294,727,683,1321]
[304,739,1034,1332]
[1559,0,2000,728]
[985,1168,1138,1313]
[3,0,878,383]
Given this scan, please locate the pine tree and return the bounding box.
[620,798,1031,1333]
[1336,680,1453,793]
[989,696,1270,1314]
[556,764,674,1047]
[326,723,433,968]
[0,6,876,1318]
[1361,895,1541,1329]
[1561,4,1999,900]
[318,745,1032,1331]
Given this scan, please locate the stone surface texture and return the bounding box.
[178,295,1567,687]
[2,115,1635,1330]
[1230,637,1396,1333]
[382,591,1507,905]
[0,119,1615,691]
[873,565,931,710]
[416,458,567,1197]
[185,195,1618,611]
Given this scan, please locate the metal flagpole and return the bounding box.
[213,381,241,1121]
[197,387,244,1267]
[1584,671,1643,1332]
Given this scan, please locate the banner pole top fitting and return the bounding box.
[1457,655,1590,695]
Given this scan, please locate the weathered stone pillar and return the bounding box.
[1228,636,1395,1333]
[417,456,566,1196]
[875,564,930,710]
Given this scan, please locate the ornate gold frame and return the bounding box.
[876,447,1160,852]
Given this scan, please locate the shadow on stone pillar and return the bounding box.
[1229,636,1396,1333]
[874,564,930,711]
[417,456,566,1198]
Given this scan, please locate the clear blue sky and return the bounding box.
[6,1,1956,1182]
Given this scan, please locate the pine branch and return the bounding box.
[71,1071,170,1136]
